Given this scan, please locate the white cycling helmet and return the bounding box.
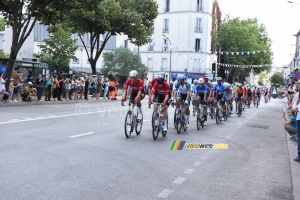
[225,83,230,89]
[216,77,222,81]
[198,78,205,84]
[158,72,166,78]
[177,74,186,81]
[129,70,138,77]
[193,79,198,84]
[238,83,242,87]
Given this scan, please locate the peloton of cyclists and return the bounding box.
[195,78,208,125]
[213,77,226,120]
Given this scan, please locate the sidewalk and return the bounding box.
[282,97,300,200]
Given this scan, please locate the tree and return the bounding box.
[0,49,8,58]
[102,47,147,83]
[270,73,284,86]
[259,72,266,83]
[39,25,78,73]
[0,17,4,31]
[63,0,158,75]
[217,16,272,83]
[0,0,65,89]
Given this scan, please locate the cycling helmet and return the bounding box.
[158,72,166,78]
[129,70,138,77]
[238,83,242,87]
[216,77,222,81]
[203,75,209,81]
[225,83,230,89]
[198,78,205,84]
[157,75,164,84]
[193,79,198,84]
[105,78,109,82]
[177,74,186,81]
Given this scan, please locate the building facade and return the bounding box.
[118,0,217,82]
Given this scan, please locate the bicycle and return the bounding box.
[152,103,167,140]
[122,100,143,138]
[194,100,204,130]
[256,96,260,108]
[247,96,251,108]
[208,99,215,119]
[174,101,188,134]
[215,100,222,124]
[236,97,243,117]
[192,98,198,116]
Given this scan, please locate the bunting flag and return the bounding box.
[216,63,271,68]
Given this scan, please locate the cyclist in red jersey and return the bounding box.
[148,72,167,96]
[121,70,144,120]
[149,75,170,132]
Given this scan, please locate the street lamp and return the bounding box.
[162,34,172,82]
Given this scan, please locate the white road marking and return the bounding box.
[173,177,186,184]
[201,155,209,160]
[69,132,95,138]
[184,169,194,174]
[193,161,202,167]
[0,107,137,125]
[157,189,173,198]
[8,119,21,121]
[44,105,63,108]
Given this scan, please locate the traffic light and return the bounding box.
[212,63,216,74]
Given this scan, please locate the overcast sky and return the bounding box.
[217,0,300,67]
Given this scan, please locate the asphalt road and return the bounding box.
[0,98,294,200]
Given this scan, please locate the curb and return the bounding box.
[283,99,300,200]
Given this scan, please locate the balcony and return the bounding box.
[196,6,204,12]
[162,27,169,33]
[194,47,203,52]
[148,45,154,52]
[194,27,203,33]
[163,7,170,13]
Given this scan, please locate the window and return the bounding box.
[165,0,170,12]
[72,57,79,63]
[195,39,201,52]
[197,0,203,11]
[163,19,169,32]
[162,58,167,71]
[195,18,202,32]
[124,40,128,48]
[163,38,168,51]
[147,58,153,71]
[148,39,154,51]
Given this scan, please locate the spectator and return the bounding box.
[291,81,300,163]
[0,72,6,103]
[52,75,58,101]
[45,74,53,101]
[96,77,103,100]
[21,81,33,102]
[84,77,90,100]
[12,67,23,102]
[91,75,97,100]
[74,77,80,101]
[79,77,85,100]
[108,78,116,100]
[113,78,119,100]
[35,74,44,101]
[7,78,16,103]
[57,74,63,101]
[103,78,109,99]
[65,78,71,101]
[69,75,75,100]
[282,111,297,140]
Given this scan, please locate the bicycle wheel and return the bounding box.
[151,110,155,128]
[135,113,143,135]
[216,107,219,124]
[176,110,182,134]
[174,109,178,129]
[210,107,215,119]
[124,111,133,138]
[238,103,242,117]
[192,103,196,116]
[152,113,159,140]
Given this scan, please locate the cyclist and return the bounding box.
[203,76,213,115]
[246,85,252,107]
[195,78,208,125]
[242,85,248,110]
[255,86,262,102]
[148,72,167,104]
[149,75,170,132]
[173,74,192,127]
[191,79,198,105]
[235,83,244,113]
[224,83,233,114]
[121,70,144,120]
[213,77,226,119]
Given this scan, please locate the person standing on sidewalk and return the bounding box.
[84,76,90,100]
[52,75,58,101]
[45,74,53,101]
[291,79,300,163]
[103,78,109,99]
[35,74,44,101]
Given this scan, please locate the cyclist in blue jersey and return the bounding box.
[173,74,192,127]
[213,77,226,118]
[195,78,208,125]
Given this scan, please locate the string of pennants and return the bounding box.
[212,50,272,55]
[217,63,272,68]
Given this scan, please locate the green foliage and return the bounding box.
[258,81,264,86]
[102,47,147,82]
[270,73,284,86]
[218,16,272,83]
[63,0,158,74]
[39,25,78,72]
[259,72,266,83]
[0,17,4,31]
[0,49,8,58]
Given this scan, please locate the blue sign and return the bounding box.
[171,72,206,79]
[0,65,7,75]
